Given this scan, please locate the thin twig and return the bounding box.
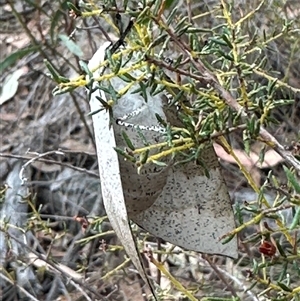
[18,150,65,184]
[0,273,40,301]
[202,254,239,298]
[201,256,259,301]
[2,231,108,300]
[0,152,99,178]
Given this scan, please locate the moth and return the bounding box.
[88,42,238,258]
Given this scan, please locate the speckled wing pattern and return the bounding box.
[132,148,238,257]
[112,92,172,216]
[110,79,238,258]
[90,43,237,258]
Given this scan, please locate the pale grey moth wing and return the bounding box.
[111,85,238,257]
[112,84,172,216]
[132,93,238,258]
[94,43,238,258]
[87,43,158,296]
[115,95,238,257]
[133,147,238,258]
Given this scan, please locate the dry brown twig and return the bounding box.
[1,232,108,301]
[0,273,40,301]
[0,151,99,179]
[202,254,239,298]
[201,255,259,301]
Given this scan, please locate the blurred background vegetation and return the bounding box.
[0,0,300,300]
